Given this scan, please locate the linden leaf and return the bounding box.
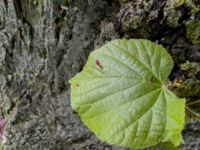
[69,39,185,149]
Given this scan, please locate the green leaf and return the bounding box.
[69,39,185,149]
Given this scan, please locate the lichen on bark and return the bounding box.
[186,20,200,44]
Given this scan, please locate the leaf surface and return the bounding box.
[69,39,185,149]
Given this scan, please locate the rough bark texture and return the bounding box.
[0,0,200,149]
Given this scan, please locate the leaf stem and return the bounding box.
[187,100,200,106]
[186,106,200,121]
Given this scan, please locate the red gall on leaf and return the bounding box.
[95,59,103,69]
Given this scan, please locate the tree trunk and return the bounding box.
[0,0,199,149]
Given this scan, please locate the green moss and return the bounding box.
[185,0,200,14]
[168,78,200,98]
[181,61,200,77]
[174,0,185,7]
[186,20,200,44]
[143,0,153,11]
[130,15,143,29]
[166,9,182,27]
[174,0,200,10]
[165,0,199,28]
[167,61,200,98]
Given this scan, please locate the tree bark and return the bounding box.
[0,0,200,149]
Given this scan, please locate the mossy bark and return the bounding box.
[0,0,200,149]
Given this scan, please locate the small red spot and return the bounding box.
[96,60,100,65]
[95,59,103,69]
